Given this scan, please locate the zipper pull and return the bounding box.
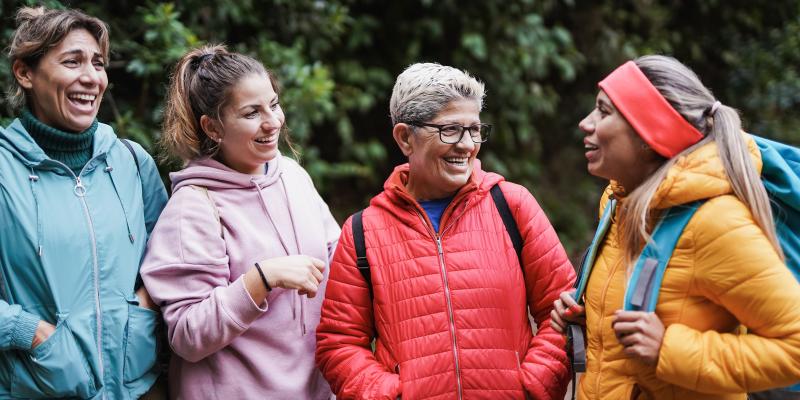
[73,177,87,197]
[436,237,443,255]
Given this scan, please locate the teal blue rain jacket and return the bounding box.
[0,119,167,399]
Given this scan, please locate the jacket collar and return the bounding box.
[373,159,505,231]
[644,133,762,209]
[1,118,117,171]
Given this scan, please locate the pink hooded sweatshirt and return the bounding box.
[140,155,340,399]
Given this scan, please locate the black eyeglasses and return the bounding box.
[408,122,491,144]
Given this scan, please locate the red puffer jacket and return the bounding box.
[316,162,575,400]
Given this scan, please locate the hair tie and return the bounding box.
[709,101,721,116]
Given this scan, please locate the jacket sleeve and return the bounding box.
[0,177,41,351]
[140,188,267,363]
[656,197,800,393]
[132,143,168,239]
[504,183,576,400]
[316,216,402,400]
[0,302,40,351]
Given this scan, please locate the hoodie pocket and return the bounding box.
[10,313,97,399]
[123,298,159,384]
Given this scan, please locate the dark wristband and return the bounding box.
[254,262,272,291]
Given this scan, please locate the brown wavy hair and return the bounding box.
[6,6,109,110]
[161,44,296,163]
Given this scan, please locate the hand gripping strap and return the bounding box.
[623,201,703,312]
[567,197,616,400]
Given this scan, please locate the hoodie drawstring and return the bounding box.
[282,177,308,336]
[252,177,307,335]
[28,168,43,256]
[103,162,135,243]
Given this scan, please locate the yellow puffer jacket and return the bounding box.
[578,137,800,399]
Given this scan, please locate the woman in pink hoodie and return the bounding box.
[140,45,340,399]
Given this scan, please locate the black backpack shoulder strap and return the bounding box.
[351,209,374,301]
[120,138,141,176]
[120,138,144,290]
[490,183,524,267]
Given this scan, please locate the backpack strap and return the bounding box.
[489,184,523,266]
[188,185,224,237]
[120,139,145,289]
[119,139,141,176]
[567,323,586,399]
[574,198,617,304]
[567,196,616,384]
[623,201,703,312]
[353,184,525,302]
[351,210,374,301]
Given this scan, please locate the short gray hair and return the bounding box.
[389,62,485,125]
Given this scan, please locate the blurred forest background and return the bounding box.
[1,0,798,258]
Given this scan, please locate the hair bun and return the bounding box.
[15,6,46,27]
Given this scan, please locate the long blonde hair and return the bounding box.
[619,55,783,269]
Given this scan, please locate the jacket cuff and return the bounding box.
[11,309,40,350]
[369,373,401,400]
[219,277,268,329]
[656,323,700,389]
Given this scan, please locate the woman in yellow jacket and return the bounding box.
[552,55,800,399]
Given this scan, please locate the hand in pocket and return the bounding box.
[31,320,55,350]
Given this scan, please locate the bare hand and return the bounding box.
[260,255,326,298]
[31,320,55,350]
[612,310,665,366]
[551,289,586,333]
[135,286,159,311]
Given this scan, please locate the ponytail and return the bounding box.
[161,44,297,163]
[618,55,783,271]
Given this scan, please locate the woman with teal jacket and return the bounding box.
[0,6,167,399]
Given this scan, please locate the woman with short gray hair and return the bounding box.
[317,62,575,399]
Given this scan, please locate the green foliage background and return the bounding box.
[1,0,798,258]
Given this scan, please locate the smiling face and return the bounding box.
[579,90,662,190]
[14,29,107,132]
[396,99,482,200]
[206,73,285,175]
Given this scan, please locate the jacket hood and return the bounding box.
[0,118,117,168]
[648,133,762,209]
[170,155,282,192]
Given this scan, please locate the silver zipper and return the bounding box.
[415,210,465,399]
[436,236,463,399]
[54,162,106,397]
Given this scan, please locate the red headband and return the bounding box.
[598,61,703,158]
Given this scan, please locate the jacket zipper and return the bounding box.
[55,163,106,397]
[415,205,470,400]
[516,351,531,399]
[594,257,624,396]
[435,236,462,399]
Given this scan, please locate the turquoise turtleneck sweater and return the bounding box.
[20,109,97,173]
